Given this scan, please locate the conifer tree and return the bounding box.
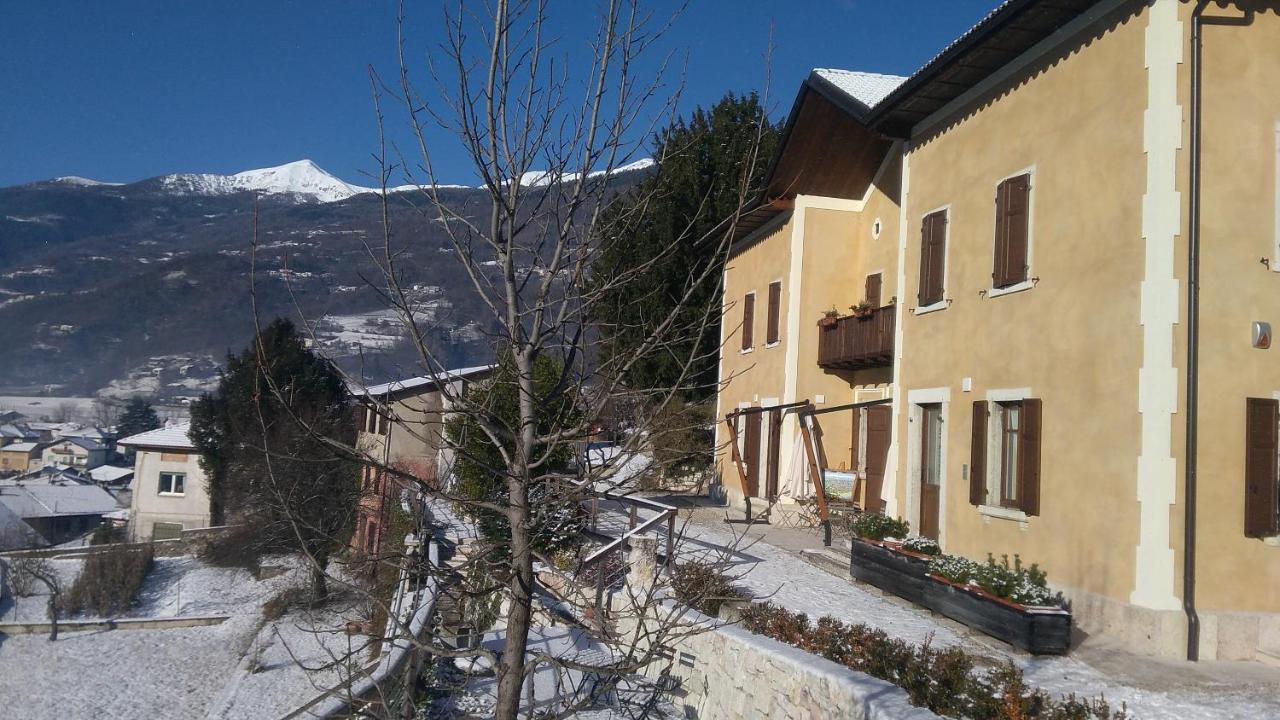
[116,398,161,440]
[190,318,358,600]
[591,92,779,401]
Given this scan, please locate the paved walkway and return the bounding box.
[607,493,1280,720]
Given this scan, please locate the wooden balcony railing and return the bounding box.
[817,304,896,370]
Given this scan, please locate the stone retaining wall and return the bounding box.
[656,609,941,720]
[0,525,239,560]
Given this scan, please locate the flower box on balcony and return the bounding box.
[848,537,1071,655]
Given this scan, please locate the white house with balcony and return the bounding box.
[117,423,211,540]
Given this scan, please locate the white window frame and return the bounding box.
[914,205,952,315]
[905,386,951,547]
[980,387,1033,524]
[764,279,784,349]
[158,471,186,497]
[740,290,756,354]
[987,166,1037,298]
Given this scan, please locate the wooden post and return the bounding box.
[798,407,832,546]
[666,512,676,572]
[629,504,638,531]
[723,412,753,521]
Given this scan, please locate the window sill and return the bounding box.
[739,348,754,355]
[1263,536,1280,548]
[764,341,780,349]
[978,504,1028,523]
[158,492,186,498]
[987,280,1033,299]
[913,301,947,316]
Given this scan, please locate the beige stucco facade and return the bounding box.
[714,0,1280,660]
[129,448,211,539]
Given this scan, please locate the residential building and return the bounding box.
[715,0,1280,661]
[0,478,117,548]
[41,436,110,470]
[0,442,49,474]
[118,423,211,540]
[0,422,38,448]
[352,365,493,557]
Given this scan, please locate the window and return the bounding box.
[1245,398,1280,537]
[766,281,782,345]
[969,398,1042,515]
[997,402,1021,506]
[865,273,882,309]
[918,210,948,307]
[741,292,755,351]
[993,173,1032,289]
[152,522,183,540]
[158,471,185,495]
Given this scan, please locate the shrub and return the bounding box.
[90,524,127,546]
[63,543,155,617]
[851,513,910,541]
[928,554,982,585]
[736,601,1125,719]
[199,524,264,574]
[671,561,748,617]
[971,554,1061,607]
[901,536,941,556]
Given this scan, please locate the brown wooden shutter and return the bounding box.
[994,175,1030,288]
[743,410,761,497]
[766,282,781,345]
[865,273,882,309]
[1018,398,1042,516]
[918,213,934,306]
[1245,398,1279,538]
[970,401,987,505]
[741,293,755,351]
[918,210,947,306]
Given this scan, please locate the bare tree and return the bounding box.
[242,0,773,716]
[9,556,62,640]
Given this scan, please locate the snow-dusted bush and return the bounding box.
[928,552,1063,608]
[850,513,910,541]
[927,554,982,585]
[900,535,941,556]
[671,561,748,618]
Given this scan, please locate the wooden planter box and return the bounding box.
[848,538,932,605]
[848,538,1071,655]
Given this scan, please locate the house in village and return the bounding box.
[118,423,211,540]
[41,436,110,470]
[0,422,39,448]
[0,478,118,548]
[0,442,49,475]
[715,0,1280,662]
[352,366,493,558]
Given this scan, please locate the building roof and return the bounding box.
[0,423,36,439]
[88,465,134,484]
[810,69,907,112]
[3,442,43,454]
[117,422,195,450]
[0,482,118,519]
[358,365,496,398]
[48,436,108,453]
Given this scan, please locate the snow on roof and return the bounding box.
[54,436,108,452]
[811,69,909,111]
[89,465,134,483]
[3,442,42,453]
[117,422,195,450]
[358,365,496,398]
[0,482,117,519]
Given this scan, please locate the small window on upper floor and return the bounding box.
[993,173,1033,289]
[766,281,781,346]
[741,292,755,352]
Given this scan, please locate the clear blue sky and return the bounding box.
[0,1,998,188]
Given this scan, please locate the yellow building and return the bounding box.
[715,0,1280,661]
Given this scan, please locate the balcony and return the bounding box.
[817,304,895,370]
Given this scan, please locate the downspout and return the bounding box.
[1185,1,1254,662]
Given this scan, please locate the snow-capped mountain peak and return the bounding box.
[161,159,366,203]
[52,176,123,187]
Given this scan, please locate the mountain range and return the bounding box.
[0,158,650,399]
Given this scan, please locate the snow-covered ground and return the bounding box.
[660,514,1280,720]
[0,554,376,720]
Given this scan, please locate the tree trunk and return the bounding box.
[310,563,328,603]
[47,595,58,642]
[493,354,538,720]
